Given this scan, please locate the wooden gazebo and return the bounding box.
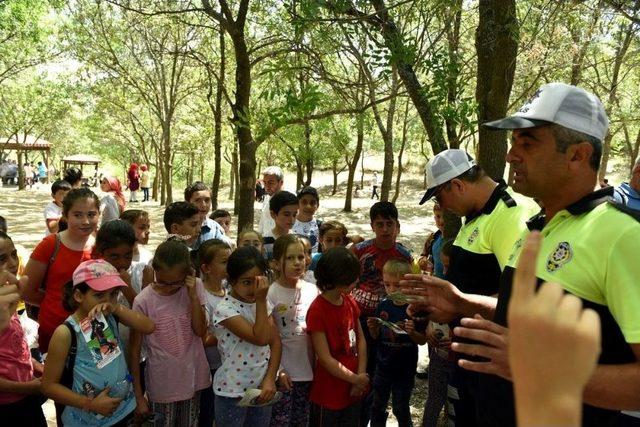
[62,154,101,186]
[1,135,51,186]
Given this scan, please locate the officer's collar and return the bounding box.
[466,180,511,222]
[526,186,614,231]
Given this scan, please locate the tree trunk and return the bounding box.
[304,122,313,187]
[598,20,633,182]
[332,159,338,196]
[360,149,365,189]
[569,4,601,85]
[445,0,463,148]
[295,156,304,191]
[475,0,519,181]
[367,0,448,155]
[229,147,236,201]
[211,24,225,210]
[345,113,364,212]
[17,150,25,190]
[162,120,173,205]
[380,69,398,202]
[392,102,409,203]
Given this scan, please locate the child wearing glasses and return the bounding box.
[130,238,211,426]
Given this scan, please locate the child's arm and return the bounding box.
[118,269,136,306]
[310,331,369,389]
[220,276,271,346]
[203,332,218,347]
[186,276,207,337]
[21,259,47,306]
[89,303,155,335]
[141,265,154,289]
[41,324,122,416]
[258,319,281,403]
[0,377,41,395]
[356,321,367,374]
[404,319,427,345]
[129,329,150,417]
[46,218,60,234]
[366,316,381,340]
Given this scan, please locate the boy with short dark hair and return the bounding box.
[307,247,368,426]
[163,201,201,247]
[350,201,413,425]
[44,179,72,236]
[367,259,426,427]
[184,181,226,248]
[210,209,231,235]
[292,186,322,253]
[264,190,298,260]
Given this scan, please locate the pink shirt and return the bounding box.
[133,281,211,403]
[0,315,34,404]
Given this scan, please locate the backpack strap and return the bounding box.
[40,233,62,291]
[60,321,77,390]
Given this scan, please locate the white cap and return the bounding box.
[419,149,476,205]
[483,82,609,141]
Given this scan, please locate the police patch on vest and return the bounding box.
[546,242,572,272]
[467,227,480,245]
[508,238,523,264]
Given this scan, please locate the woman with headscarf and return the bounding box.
[127,163,140,202]
[100,176,126,224]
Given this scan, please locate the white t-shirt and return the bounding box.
[267,280,318,382]
[135,246,153,264]
[101,194,120,224]
[292,218,320,253]
[44,202,62,236]
[258,194,275,236]
[213,295,272,397]
[203,287,226,370]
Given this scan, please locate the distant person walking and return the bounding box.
[37,161,47,184]
[371,171,379,200]
[127,163,140,202]
[140,164,150,202]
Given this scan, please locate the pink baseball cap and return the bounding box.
[73,259,127,292]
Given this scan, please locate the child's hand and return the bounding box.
[0,282,20,331]
[366,317,380,335]
[185,275,198,298]
[404,319,416,334]
[418,256,433,273]
[25,377,42,394]
[349,383,367,397]
[353,372,369,390]
[277,370,293,391]
[87,303,117,319]
[257,377,277,404]
[134,395,151,419]
[89,388,122,416]
[255,276,269,301]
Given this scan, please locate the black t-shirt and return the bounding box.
[374,298,421,375]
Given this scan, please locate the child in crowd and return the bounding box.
[298,235,316,284]
[213,246,281,426]
[367,259,426,427]
[0,232,46,426]
[184,182,227,249]
[131,239,210,426]
[423,239,455,427]
[100,177,126,224]
[309,220,349,272]
[264,191,299,260]
[120,209,153,264]
[292,186,321,253]
[41,259,155,426]
[92,220,154,358]
[44,179,71,236]
[23,187,99,353]
[237,229,263,254]
[418,203,445,276]
[139,165,150,202]
[351,201,413,425]
[163,201,201,248]
[196,239,232,427]
[210,209,232,235]
[0,215,6,233]
[306,247,368,426]
[268,235,318,426]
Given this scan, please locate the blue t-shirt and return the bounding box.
[194,218,226,250]
[614,183,640,211]
[431,231,445,279]
[309,253,322,272]
[62,314,135,426]
[374,298,419,375]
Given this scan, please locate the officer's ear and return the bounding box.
[567,142,594,171]
[449,178,465,194]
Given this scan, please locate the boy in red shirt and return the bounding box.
[306,247,369,426]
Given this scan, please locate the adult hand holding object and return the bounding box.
[400,273,465,324]
[508,231,601,427]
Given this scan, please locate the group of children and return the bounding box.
[0,177,454,427]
